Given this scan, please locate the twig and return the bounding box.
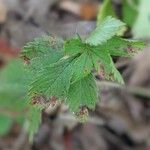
[97,81,150,99]
[58,114,105,126]
[11,124,28,150]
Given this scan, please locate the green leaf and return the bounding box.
[28,48,63,76]
[66,74,97,112]
[29,57,74,99]
[0,59,29,112]
[0,59,29,85]
[64,36,126,84]
[0,59,32,137]
[64,38,96,81]
[91,46,124,84]
[21,36,64,60]
[64,37,84,56]
[29,53,94,99]
[122,0,139,27]
[0,115,13,136]
[86,16,125,46]
[71,52,94,83]
[101,37,145,57]
[64,36,140,83]
[97,0,116,23]
[132,0,150,39]
[21,17,143,118]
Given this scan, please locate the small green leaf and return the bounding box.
[91,46,124,84]
[97,0,116,23]
[86,16,125,46]
[66,74,97,112]
[101,37,145,57]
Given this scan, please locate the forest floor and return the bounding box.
[0,0,150,150]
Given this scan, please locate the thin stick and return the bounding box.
[58,114,105,126]
[97,81,150,98]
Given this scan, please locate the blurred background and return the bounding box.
[0,0,150,150]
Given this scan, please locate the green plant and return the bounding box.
[0,60,28,136]
[97,0,139,27]
[97,0,116,23]
[0,16,144,139]
[99,0,150,39]
[122,0,139,27]
[132,0,150,39]
[22,15,143,128]
[0,59,41,140]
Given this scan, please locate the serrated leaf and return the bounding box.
[28,49,63,75]
[85,16,125,46]
[29,57,74,99]
[21,18,143,118]
[21,36,64,60]
[29,53,94,100]
[91,46,124,84]
[101,37,145,57]
[66,74,97,112]
[71,53,94,83]
[109,62,124,84]
[64,37,84,56]
[64,36,126,84]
